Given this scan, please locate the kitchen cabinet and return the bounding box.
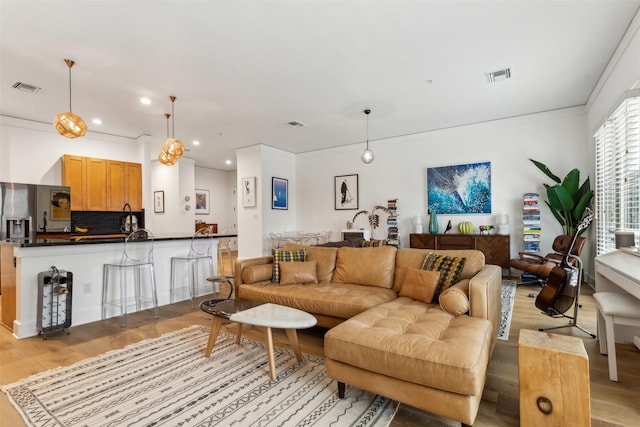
[86,157,107,210]
[0,242,18,331]
[63,155,142,211]
[125,162,142,210]
[410,233,510,268]
[63,155,86,211]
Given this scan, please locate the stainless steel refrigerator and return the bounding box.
[1,182,71,241]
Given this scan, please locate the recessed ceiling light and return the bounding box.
[140,97,151,105]
[193,140,200,146]
[92,118,102,125]
[225,160,232,165]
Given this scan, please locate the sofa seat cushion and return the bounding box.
[237,282,397,319]
[324,297,493,397]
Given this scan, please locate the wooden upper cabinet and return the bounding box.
[125,162,142,210]
[86,158,108,211]
[63,155,142,211]
[62,154,86,211]
[107,160,126,211]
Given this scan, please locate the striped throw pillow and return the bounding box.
[272,249,306,283]
[422,253,466,302]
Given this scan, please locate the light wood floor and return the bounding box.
[1,272,639,426]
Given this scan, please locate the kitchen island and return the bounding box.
[1,233,237,338]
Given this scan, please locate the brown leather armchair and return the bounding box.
[510,235,586,285]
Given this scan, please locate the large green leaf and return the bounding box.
[530,159,561,183]
[547,185,574,212]
[561,169,580,199]
[572,190,593,221]
[545,200,566,226]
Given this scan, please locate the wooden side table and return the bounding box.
[518,329,591,426]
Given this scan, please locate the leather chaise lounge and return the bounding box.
[234,243,502,426]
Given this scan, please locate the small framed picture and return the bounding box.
[242,177,256,207]
[154,191,165,213]
[272,177,288,210]
[195,189,210,215]
[50,190,71,219]
[335,174,358,210]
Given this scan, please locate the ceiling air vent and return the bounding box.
[486,68,511,83]
[287,120,306,128]
[12,81,42,93]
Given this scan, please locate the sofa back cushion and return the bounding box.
[283,243,339,283]
[393,248,485,292]
[332,246,397,288]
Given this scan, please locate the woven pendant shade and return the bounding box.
[54,111,87,138]
[158,96,184,165]
[54,59,87,138]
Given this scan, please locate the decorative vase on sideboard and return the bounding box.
[428,211,439,234]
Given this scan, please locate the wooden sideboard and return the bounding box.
[409,233,510,268]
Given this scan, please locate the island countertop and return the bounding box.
[3,233,238,247]
[2,233,237,339]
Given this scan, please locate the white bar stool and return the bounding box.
[170,226,215,307]
[593,291,640,381]
[102,229,159,326]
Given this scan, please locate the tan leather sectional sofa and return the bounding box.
[234,243,502,426]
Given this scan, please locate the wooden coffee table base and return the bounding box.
[204,316,305,379]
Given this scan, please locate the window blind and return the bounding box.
[594,90,640,255]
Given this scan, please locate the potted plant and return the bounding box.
[352,205,391,237]
[530,158,593,236]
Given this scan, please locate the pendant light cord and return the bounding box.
[68,66,72,112]
[364,109,371,150]
[170,96,176,138]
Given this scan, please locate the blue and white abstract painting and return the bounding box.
[427,162,491,214]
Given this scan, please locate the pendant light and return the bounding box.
[54,59,87,138]
[161,96,185,159]
[158,113,178,166]
[360,109,374,164]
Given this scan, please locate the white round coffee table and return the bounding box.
[201,299,317,379]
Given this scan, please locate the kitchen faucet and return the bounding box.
[123,203,133,233]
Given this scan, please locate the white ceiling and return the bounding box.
[1,1,639,171]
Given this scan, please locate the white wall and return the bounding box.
[0,116,143,185]
[148,157,196,235]
[236,145,264,258]
[194,166,236,232]
[295,107,590,262]
[261,146,297,252]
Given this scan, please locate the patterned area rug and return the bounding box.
[497,280,517,341]
[2,325,397,427]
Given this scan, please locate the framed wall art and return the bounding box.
[195,189,210,215]
[242,177,256,207]
[334,174,358,210]
[153,191,165,213]
[427,161,491,214]
[50,190,71,220]
[272,177,288,210]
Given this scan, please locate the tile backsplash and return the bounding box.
[71,210,145,235]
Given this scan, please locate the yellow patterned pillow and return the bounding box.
[422,253,467,301]
[271,249,306,283]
